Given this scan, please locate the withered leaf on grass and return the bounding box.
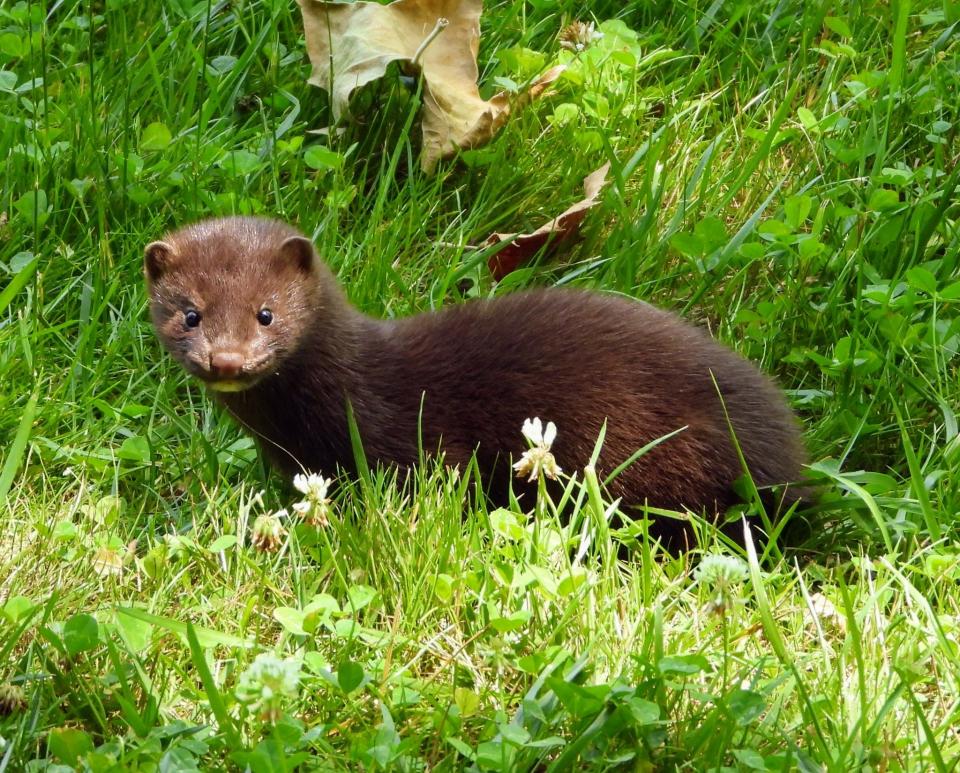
[486,163,611,280]
[297,0,564,173]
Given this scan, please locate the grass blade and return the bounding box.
[0,256,39,315]
[116,607,253,649]
[0,390,38,503]
[186,623,243,749]
[892,403,940,541]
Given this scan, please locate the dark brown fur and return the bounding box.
[145,216,807,543]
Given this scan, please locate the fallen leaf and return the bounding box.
[92,547,124,578]
[297,0,564,173]
[804,591,847,634]
[421,63,565,173]
[486,162,611,280]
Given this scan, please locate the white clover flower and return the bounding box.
[291,472,334,527]
[520,417,557,448]
[559,21,603,52]
[694,554,750,616]
[293,472,331,501]
[251,512,287,552]
[0,683,26,716]
[513,447,563,482]
[163,533,186,558]
[235,653,302,723]
[513,417,562,482]
[694,554,749,585]
[293,498,331,527]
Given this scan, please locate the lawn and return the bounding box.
[1,0,959,769]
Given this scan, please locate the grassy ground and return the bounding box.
[2,0,959,769]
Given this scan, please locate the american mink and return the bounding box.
[144,216,807,541]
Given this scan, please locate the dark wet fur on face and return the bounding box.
[146,216,809,549]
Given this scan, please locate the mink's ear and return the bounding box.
[144,241,177,283]
[278,235,318,275]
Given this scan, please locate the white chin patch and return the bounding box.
[208,380,250,393]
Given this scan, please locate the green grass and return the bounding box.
[2,0,960,769]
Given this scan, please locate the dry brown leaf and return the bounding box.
[422,63,566,172]
[486,163,611,280]
[297,0,564,173]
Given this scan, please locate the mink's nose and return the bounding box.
[210,351,245,378]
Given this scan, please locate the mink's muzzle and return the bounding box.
[210,350,245,378]
[177,349,277,392]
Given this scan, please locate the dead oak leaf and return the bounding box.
[297,0,564,173]
[486,162,611,280]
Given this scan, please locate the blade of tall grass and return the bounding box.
[0,390,38,504]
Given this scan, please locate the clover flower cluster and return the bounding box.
[0,683,26,716]
[251,512,287,552]
[235,652,302,723]
[249,473,334,553]
[559,21,603,53]
[693,554,750,616]
[513,417,563,482]
[292,473,334,527]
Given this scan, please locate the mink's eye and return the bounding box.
[184,309,202,328]
[257,308,274,326]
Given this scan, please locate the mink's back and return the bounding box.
[359,289,806,511]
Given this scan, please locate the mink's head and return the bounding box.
[144,216,325,392]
